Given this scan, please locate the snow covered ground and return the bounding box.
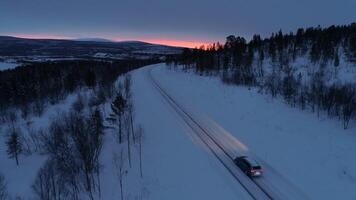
[0,93,78,198]
[1,62,355,199]
[104,67,253,199]
[0,62,18,71]
[0,66,253,199]
[150,63,356,200]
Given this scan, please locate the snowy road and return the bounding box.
[147,65,309,200]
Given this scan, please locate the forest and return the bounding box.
[0,60,147,200]
[168,23,356,129]
[0,59,157,120]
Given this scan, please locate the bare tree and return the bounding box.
[67,112,96,200]
[123,74,134,167]
[72,93,85,113]
[89,109,104,197]
[124,75,132,104]
[136,126,144,178]
[113,150,127,200]
[6,125,22,166]
[36,114,81,200]
[342,92,355,129]
[23,128,43,154]
[129,106,135,144]
[37,111,104,200]
[33,159,67,200]
[33,98,45,117]
[124,115,132,168]
[0,173,8,200]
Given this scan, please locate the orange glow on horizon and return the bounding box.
[140,39,210,48]
[9,34,211,48]
[110,36,211,48]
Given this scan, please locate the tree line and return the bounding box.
[168,23,356,129]
[0,59,157,120]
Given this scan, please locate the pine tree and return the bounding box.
[92,109,104,137]
[85,70,96,87]
[111,92,127,143]
[334,53,340,67]
[6,127,22,166]
[90,109,104,197]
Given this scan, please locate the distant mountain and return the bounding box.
[0,36,183,59]
[75,38,114,42]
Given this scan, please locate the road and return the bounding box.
[147,67,309,200]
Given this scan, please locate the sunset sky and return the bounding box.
[1,0,355,48]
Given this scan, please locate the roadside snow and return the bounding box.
[151,63,356,200]
[99,67,253,199]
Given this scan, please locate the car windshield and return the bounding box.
[252,166,261,170]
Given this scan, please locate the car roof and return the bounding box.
[240,156,260,167]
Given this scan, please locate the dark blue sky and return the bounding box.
[0,0,355,47]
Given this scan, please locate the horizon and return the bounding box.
[4,21,355,49]
[2,34,212,48]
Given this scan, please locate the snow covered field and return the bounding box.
[150,63,356,200]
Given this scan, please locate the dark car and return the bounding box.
[234,156,262,177]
